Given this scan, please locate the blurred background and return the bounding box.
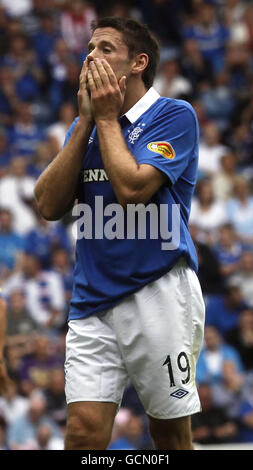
[0,0,253,450]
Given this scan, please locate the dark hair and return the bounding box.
[91,17,160,89]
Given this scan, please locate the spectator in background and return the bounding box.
[196,326,243,385]
[27,140,54,179]
[47,102,76,154]
[109,408,150,450]
[0,5,9,53]
[3,345,23,392]
[190,178,228,245]
[223,0,247,32]
[60,59,81,106]
[34,423,63,450]
[48,38,76,114]
[243,4,253,53]
[198,122,229,176]
[212,152,238,202]
[192,382,238,444]
[0,208,25,278]
[8,102,45,157]
[238,392,253,443]
[205,286,247,337]
[154,56,192,99]
[0,128,12,175]
[103,0,133,19]
[121,381,145,417]
[17,335,63,393]
[2,253,66,330]
[60,0,96,58]
[0,417,8,449]
[0,294,10,394]
[137,0,188,47]
[227,123,253,172]
[21,0,58,37]
[229,251,253,308]
[0,157,36,235]
[190,223,223,297]
[199,71,236,131]
[51,248,73,303]
[3,34,44,102]
[32,12,60,67]
[191,99,211,138]
[224,40,251,99]
[24,208,71,269]
[0,0,32,18]
[181,38,214,90]
[0,381,29,425]
[226,177,253,245]
[49,58,81,117]
[211,360,246,420]
[42,368,66,428]
[213,223,243,279]
[2,17,25,45]
[183,0,230,73]
[6,290,37,341]
[226,309,253,371]
[6,391,61,449]
[0,66,20,126]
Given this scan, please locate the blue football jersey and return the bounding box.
[64,87,199,320]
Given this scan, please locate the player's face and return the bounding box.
[87,27,133,83]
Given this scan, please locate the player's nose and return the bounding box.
[87,50,99,62]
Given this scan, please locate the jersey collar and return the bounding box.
[124,87,160,124]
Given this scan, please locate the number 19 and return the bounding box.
[163,351,191,387]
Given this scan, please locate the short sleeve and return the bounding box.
[63,117,80,147]
[134,103,198,185]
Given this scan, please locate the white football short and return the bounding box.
[64,258,205,419]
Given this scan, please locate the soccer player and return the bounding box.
[35,17,205,450]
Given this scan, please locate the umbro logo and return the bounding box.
[170,388,189,399]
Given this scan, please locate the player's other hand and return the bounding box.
[87,58,126,122]
[78,58,94,125]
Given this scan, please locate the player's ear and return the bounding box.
[131,53,149,76]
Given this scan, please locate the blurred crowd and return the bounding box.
[0,0,253,450]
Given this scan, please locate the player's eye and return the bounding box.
[103,48,111,53]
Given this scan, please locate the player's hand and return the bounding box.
[78,59,94,125]
[87,59,126,122]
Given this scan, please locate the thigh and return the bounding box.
[66,401,118,432]
[65,401,118,449]
[65,313,129,406]
[113,259,205,420]
[148,414,193,450]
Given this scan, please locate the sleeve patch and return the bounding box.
[147,141,175,160]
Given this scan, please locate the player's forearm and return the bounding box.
[35,118,93,220]
[96,119,144,206]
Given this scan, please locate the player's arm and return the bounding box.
[34,60,94,221]
[88,60,167,207]
[97,121,167,206]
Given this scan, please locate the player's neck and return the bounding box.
[121,80,148,116]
